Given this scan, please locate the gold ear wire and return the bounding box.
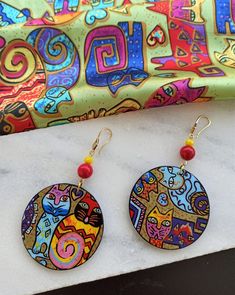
[189,115,211,139]
[77,128,112,192]
[180,115,211,174]
[90,128,113,156]
[77,178,84,190]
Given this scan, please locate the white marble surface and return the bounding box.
[0,101,235,295]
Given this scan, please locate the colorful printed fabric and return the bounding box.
[0,0,234,135]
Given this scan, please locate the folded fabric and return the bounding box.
[0,0,234,135]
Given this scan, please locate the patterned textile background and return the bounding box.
[0,0,234,135]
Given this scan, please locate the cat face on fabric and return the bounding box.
[215,39,235,68]
[171,0,204,23]
[146,207,173,240]
[74,193,103,227]
[42,185,71,217]
[144,79,205,108]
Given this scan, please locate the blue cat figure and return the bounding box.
[30,185,71,262]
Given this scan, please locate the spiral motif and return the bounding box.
[85,26,126,73]
[27,28,80,88]
[0,41,37,84]
[21,184,103,270]
[190,192,210,216]
[49,232,85,270]
[129,166,210,250]
[85,12,96,25]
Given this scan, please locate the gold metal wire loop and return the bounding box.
[77,178,84,189]
[77,128,112,192]
[180,161,188,174]
[179,115,211,171]
[189,115,211,139]
[90,128,112,156]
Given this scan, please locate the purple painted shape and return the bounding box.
[21,197,35,235]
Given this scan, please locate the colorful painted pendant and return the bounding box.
[21,183,104,270]
[129,166,210,250]
[21,127,112,270]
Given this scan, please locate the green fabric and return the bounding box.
[0,0,234,135]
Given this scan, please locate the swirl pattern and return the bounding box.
[0,0,233,136]
[49,232,85,270]
[27,28,80,88]
[190,192,210,216]
[129,166,210,250]
[21,183,103,270]
[0,39,46,122]
[0,41,37,84]
[85,22,148,94]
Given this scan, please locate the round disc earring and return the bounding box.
[129,116,211,250]
[21,128,112,270]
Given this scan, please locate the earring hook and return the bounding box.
[189,115,211,139]
[77,128,112,191]
[90,128,112,156]
[180,115,211,174]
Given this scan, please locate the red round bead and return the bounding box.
[77,163,93,179]
[180,145,196,161]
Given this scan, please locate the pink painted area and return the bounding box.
[0,37,6,48]
[1,44,30,79]
[85,26,126,73]
[145,79,205,108]
[50,185,70,205]
[50,232,85,269]
[232,0,235,20]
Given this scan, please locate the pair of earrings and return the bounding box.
[22,116,211,270]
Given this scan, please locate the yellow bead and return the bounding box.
[84,156,93,164]
[185,138,194,146]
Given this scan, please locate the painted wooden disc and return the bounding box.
[21,183,103,270]
[129,166,210,250]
